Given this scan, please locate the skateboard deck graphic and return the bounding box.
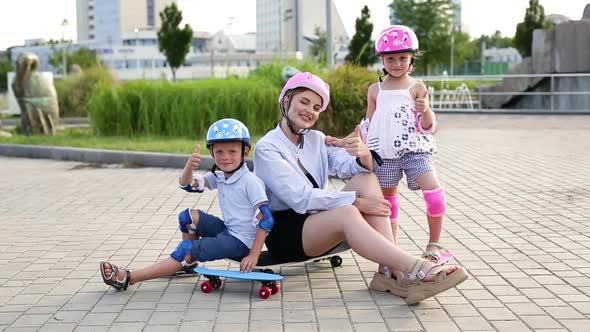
[194,267,283,299]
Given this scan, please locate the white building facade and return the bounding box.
[256,0,349,58]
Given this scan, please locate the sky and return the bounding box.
[0,0,588,51]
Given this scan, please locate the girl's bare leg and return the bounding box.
[382,187,400,246]
[415,172,443,258]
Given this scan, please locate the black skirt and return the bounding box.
[265,209,310,263]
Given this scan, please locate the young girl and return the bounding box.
[364,25,448,262]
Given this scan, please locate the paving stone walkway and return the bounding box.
[0,114,589,331]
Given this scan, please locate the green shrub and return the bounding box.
[249,60,326,88]
[89,78,280,137]
[55,66,114,117]
[317,65,376,136]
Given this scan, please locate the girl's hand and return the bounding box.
[353,197,391,216]
[415,91,429,114]
[185,144,202,170]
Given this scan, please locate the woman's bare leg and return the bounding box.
[302,205,416,272]
[301,206,459,281]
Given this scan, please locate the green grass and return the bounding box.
[0,128,264,155]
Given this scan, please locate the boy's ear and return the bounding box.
[244,146,251,157]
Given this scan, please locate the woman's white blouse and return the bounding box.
[253,125,370,214]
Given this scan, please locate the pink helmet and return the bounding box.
[278,72,330,112]
[375,25,419,56]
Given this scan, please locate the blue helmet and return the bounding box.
[206,118,251,149]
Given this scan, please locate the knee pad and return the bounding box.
[423,187,447,217]
[178,208,196,234]
[170,239,194,264]
[383,195,400,222]
[255,204,274,232]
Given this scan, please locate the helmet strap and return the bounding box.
[210,143,247,176]
[381,57,415,80]
[280,90,309,137]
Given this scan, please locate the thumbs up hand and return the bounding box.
[342,125,370,158]
[185,144,202,170]
[415,90,430,114]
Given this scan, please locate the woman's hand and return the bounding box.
[353,197,391,216]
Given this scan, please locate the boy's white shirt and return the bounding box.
[203,163,267,248]
[253,125,370,215]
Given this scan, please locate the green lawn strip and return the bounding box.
[0,128,263,155]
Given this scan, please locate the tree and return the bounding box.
[309,26,327,65]
[0,59,13,92]
[345,5,375,67]
[513,0,550,57]
[48,47,99,73]
[389,0,456,74]
[157,3,193,81]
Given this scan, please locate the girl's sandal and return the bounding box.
[403,260,468,305]
[100,262,131,291]
[422,241,443,262]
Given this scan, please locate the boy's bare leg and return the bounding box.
[103,254,194,285]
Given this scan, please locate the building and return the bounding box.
[256,0,349,58]
[76,0,176,43]
[389,0,463,32]
[482,47,523,74]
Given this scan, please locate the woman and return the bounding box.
[253,72,467,304]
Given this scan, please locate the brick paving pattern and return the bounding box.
[0,114,589,331]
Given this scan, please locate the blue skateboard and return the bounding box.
[194,266,284,299]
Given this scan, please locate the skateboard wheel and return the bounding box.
[263,268,274,274]
[330,256,343,267]
[259,286,272,299]
[201,281,213,293]
[271,283,280,295]
[213,279,223,289]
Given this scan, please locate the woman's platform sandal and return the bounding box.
[100,262,131,291]
[369,265,408,298]
[404,260,468,305]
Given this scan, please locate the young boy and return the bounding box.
[100,118,274,290]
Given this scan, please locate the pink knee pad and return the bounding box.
[423,187,447,217]
[384,195,400,223]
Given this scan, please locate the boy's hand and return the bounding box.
[185,144,202,170]
[415,91,429,114]
[240,253,260,273]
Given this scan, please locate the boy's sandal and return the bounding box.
[421,241,444,261]
[100,262,131,291]
[174,262,199,276]
[403,259,468,305]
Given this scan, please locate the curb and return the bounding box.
[0,144,254,170]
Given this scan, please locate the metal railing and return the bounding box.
[416,73,590,113]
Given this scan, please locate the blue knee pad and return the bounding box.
[256,204,274,232]
[170,239,194,263]
[178,208,195,234]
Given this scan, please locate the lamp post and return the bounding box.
[325,0,333,70]
[450,25,455,76]
[61,18,69,77]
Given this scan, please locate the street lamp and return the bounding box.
[450,25,456,76]
[61,18,69,77]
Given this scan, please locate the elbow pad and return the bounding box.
[255,204,274,233]
[179,173,205,193]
